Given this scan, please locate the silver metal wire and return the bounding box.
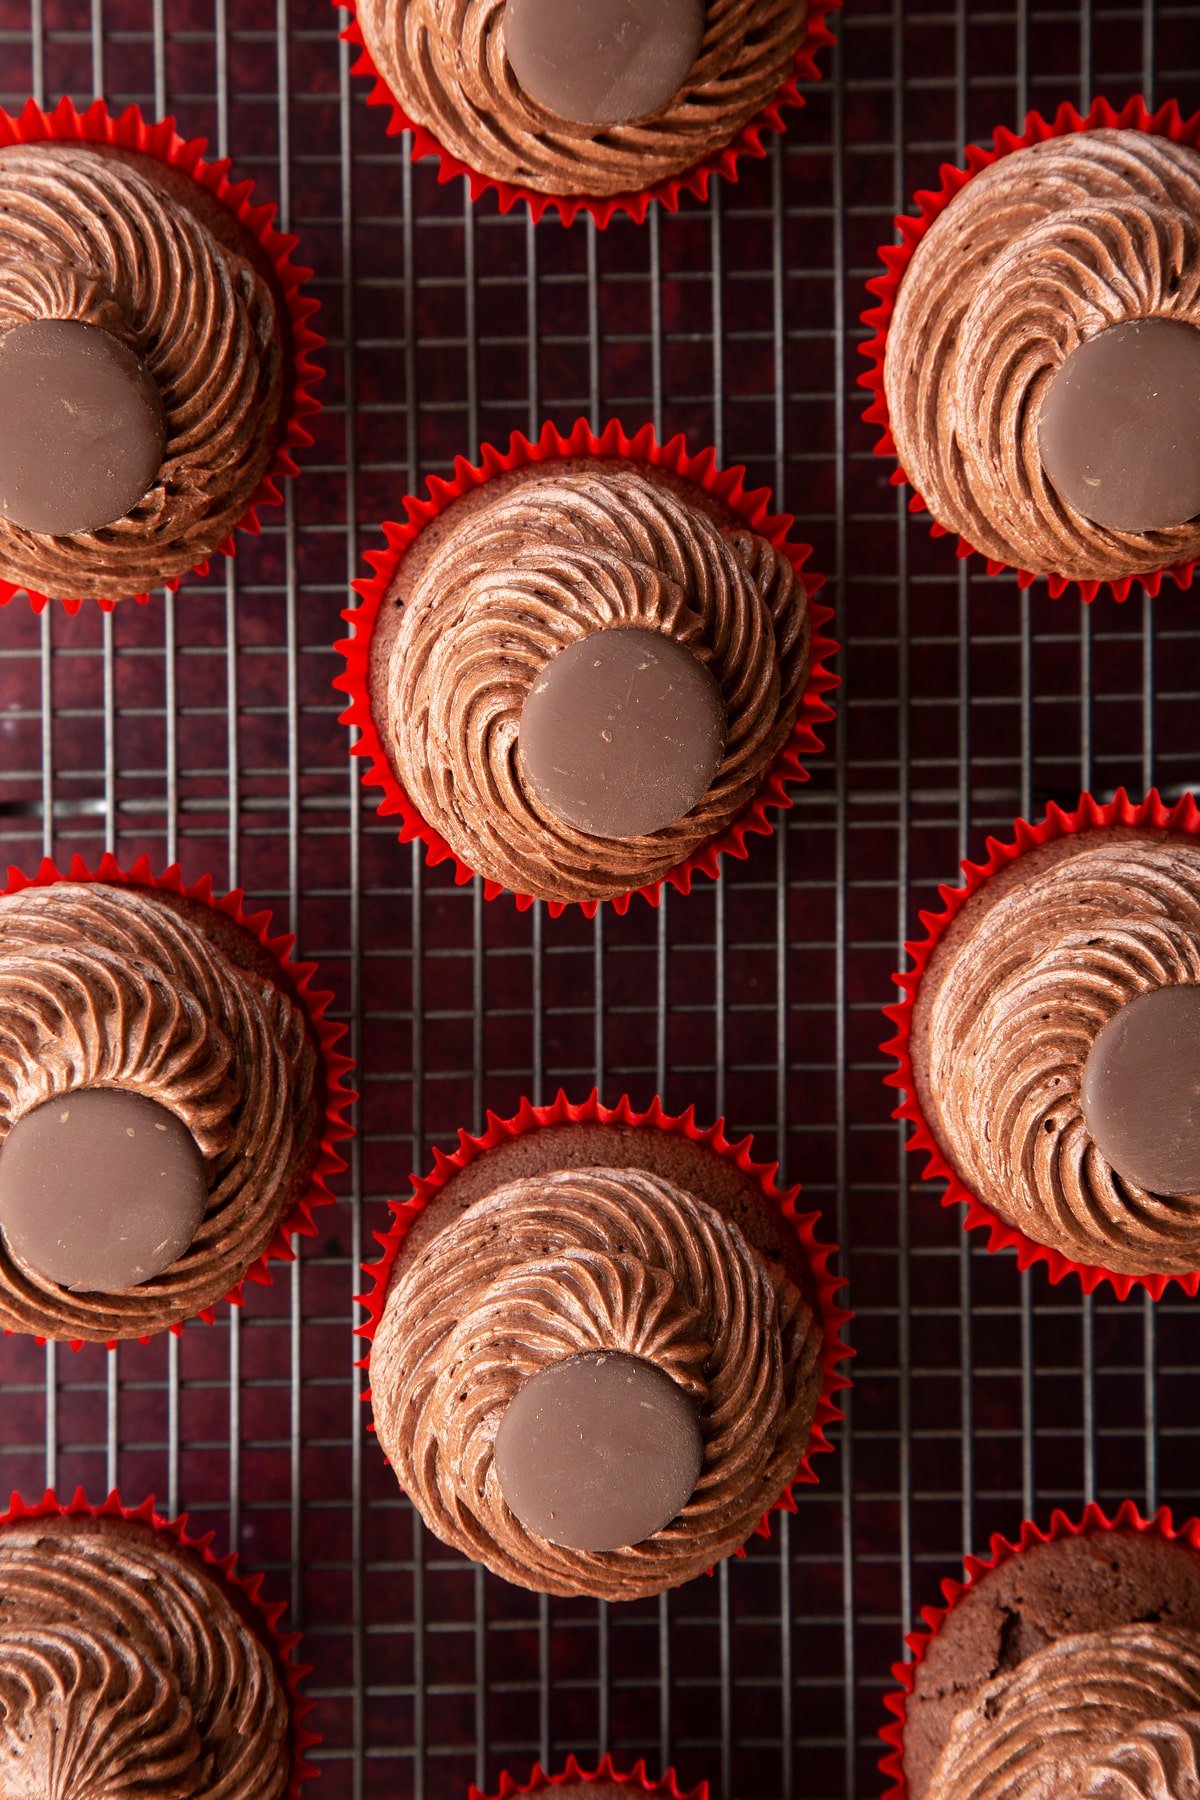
[0,2,1197,1795]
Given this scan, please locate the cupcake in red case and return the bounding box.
[0,96,322,614]
[881,1501,1200,1800]
[0,853,354,1345]
[473,1755,708,1799]
[334,417,837,917]
[358,1091,851,1603]
[884,789,1200,1301]
[860,96,1200,602]
[338,0,839,229]
[0,1487,315,1797]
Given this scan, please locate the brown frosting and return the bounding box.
[354,0,810,198]
[0,1515,290,1798]
[914,830,1200,1277]
[380,466,810,905]
[370,1164,823,1600]
[926,1623,1200,1800]
[884,129,1200,581]
[0,882,321,1341]
[0,142,284,600]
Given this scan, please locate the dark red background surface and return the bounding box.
[0,3,1198,1796]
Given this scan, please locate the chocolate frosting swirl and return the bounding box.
[0,1515,290,1799]
[884,129,1200,580]
[0,142,283,599]
[0,881,321,1340]
[927,1624,1200,1800]
[370,1165,824,1600]
[355,0,809,198]
[382,466,810,904]
[918,831,1200,1277]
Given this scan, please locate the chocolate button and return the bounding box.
[1080,984,1200,1195]
[494,1351,704,1552]
[518,627,725,840]
[0,319,166,537]
[1038,318,1200,533]
[0,1089,208,1292]
[504,0,705,128]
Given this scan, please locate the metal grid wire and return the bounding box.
[0,0,1198,1794]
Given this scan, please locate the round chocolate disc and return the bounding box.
[504,0,705,128]
[1037,317,1200,533]
[518,627,725,840]
[493,1350,704,1552]
[1080,984,1200,1195]
[0,1089,208,1292]
[0,318,166,537]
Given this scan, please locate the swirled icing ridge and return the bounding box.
[884,129,1200,580]
[355,0,809,198]
[0,142,284,599]
[370,1164,824,1600]
[918,830,1200,1277]
[0,881,321,1340]
[927,1623,1200,1800]
[0,1515,290,1800]
[382,465,810,904]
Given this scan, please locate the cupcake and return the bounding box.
[0,101,319,609]
[884,1504,1200,1800]
[474,1755,708,1799]
[865,99,1200,594]
[0,1491,311,1797]
[360,1094,849,1603]
[0,859,352,1344]
[343,0,835,225]
[893,793,1200,1293]
[336,420,835,914]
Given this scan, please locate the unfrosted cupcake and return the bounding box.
[362,1095,847,1603]
[889,1508,1200,1800]
[875,107,1200,589]
[897,793,1200,1291]
[0,864,348,1343]
[346,432,830,911]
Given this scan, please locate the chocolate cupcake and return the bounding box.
[879,113,1200,586]
[358,449,817,908]
[0,870,335,1342]
[0,1501,301,1797]
[364,1102,844,1602]
[0,132,291,604]
[896,1516,1200,1800]
[348,0,815,211]
[904,802,1200,1286]
[476,1758,708,1800]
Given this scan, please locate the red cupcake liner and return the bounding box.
[357,1089,853,1557]
[882,786,1200,1303]
[858,94,1200,605]
[335,0,839,229]
[879,1498,1200,1800]
[473,1754,709,1799]
[0,96,324,615]
[1,852,356,1349]
[333,416,838,918]
[0,1486,317,1795]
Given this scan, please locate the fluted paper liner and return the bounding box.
[859,95,1200,604]
[0,852,356,1348]
[334,416,837,917]
[474,1753,709,1799]
[336,0,839,229]
[882,786,1200,1301]
[357,1090,852,1562]
[0,96,323,615]
[879,1499,1200,1800]
[0,1486,317,1795]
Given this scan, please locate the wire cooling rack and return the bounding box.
[0,1,1199,1795]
